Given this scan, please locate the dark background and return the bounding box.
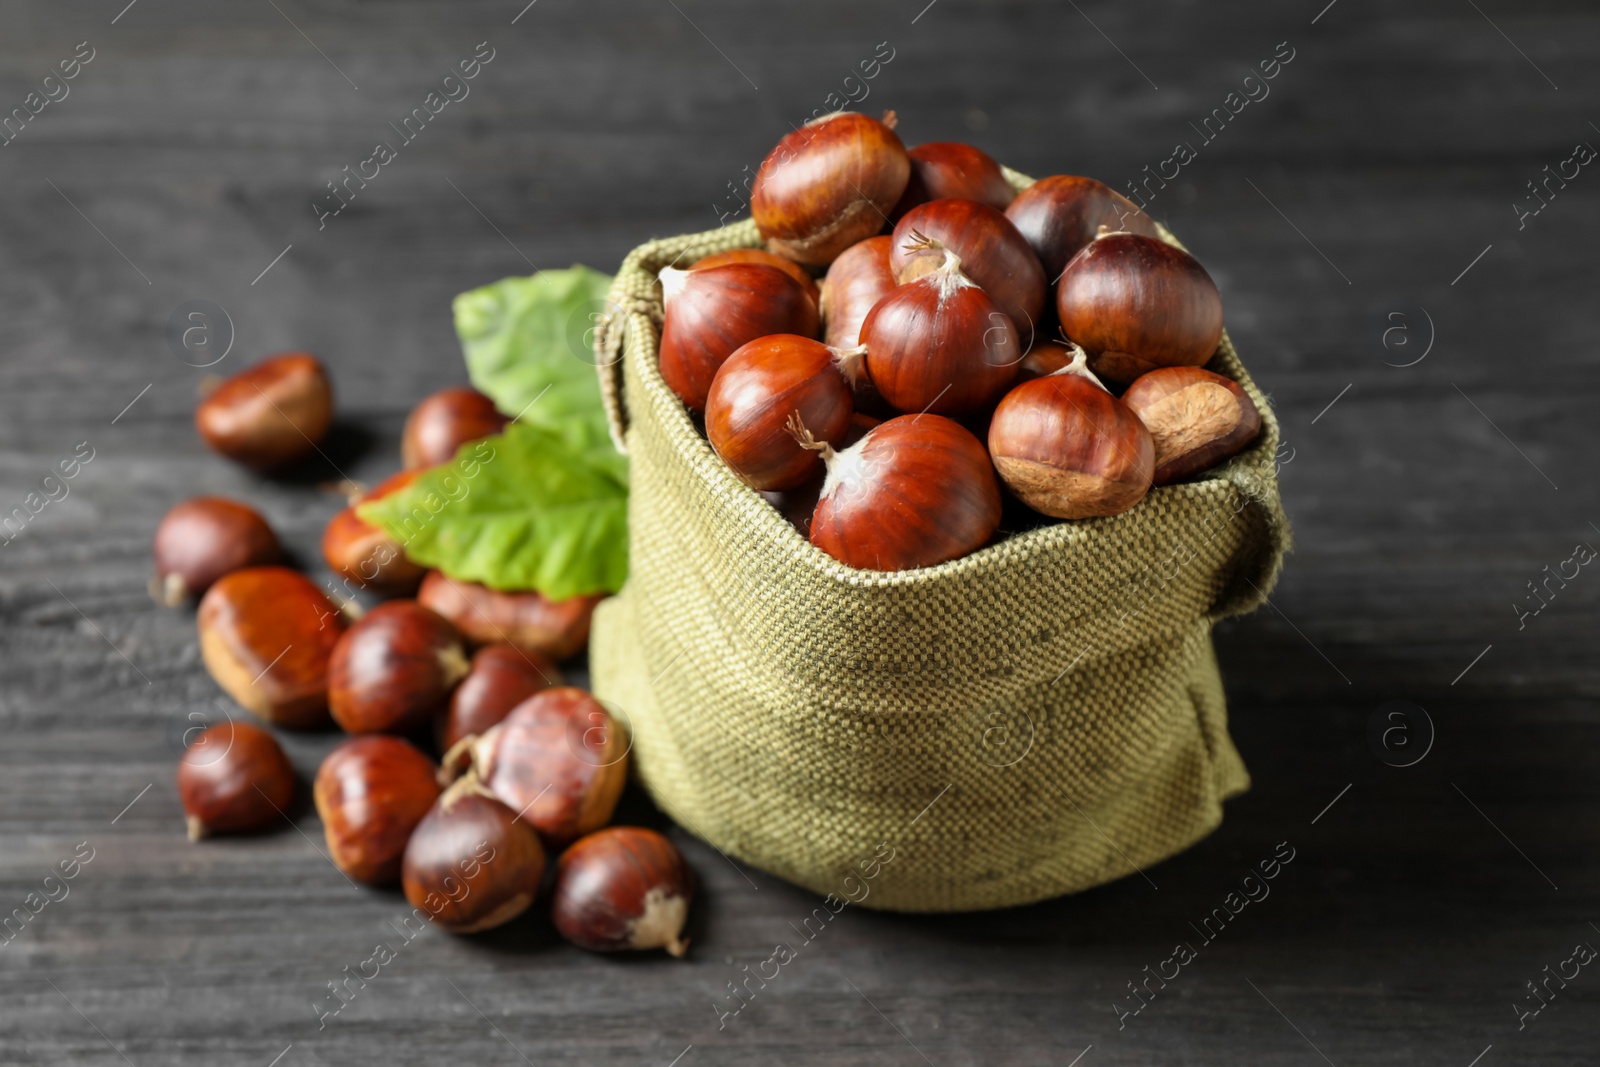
[2,1,1596,1064]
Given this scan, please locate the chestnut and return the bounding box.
[417,571,602,661]
[328,601,470,735]
[1122,366,1262,486]
[401,776,546,934]
[1017,340,1075,382]
[151,497,282,607]
[793,413,1002,571]
[657,262,820,412]
[195,352,333,471]
[1005,175,1161,282]
[891,141,1015,220]
[448,687,627,849]
[890,198,1047,338]
[322,470,427,596]
[820,235,896,351]
[860,235,1020,416]
[705,334,859,491]
[177,720,295,841]
[691,248,820,312]
[988,350,1155,519]
[759,413,879,538]
[441,644,561,753]
[198,567,347,729]
[550,827,694,957]
[1056,231,1224,386]
[402,387,508,470]
[314,735,441,885]
[750,110,910,267]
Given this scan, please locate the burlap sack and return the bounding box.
[590,171,1290,912]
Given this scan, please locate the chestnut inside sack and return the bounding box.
[590,167,1290,913]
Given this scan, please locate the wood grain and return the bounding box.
[2,1,1597,1063]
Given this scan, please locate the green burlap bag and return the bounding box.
[590,171,1290,912]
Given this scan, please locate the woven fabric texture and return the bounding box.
[591,173,1290,912]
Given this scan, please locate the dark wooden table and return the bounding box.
[2,1,1596,1063]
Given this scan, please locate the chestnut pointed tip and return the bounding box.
[186,815,206,842]
[152,572,188,608]
[665,936,690,959]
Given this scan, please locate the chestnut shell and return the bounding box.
[705,334,855,491]
[401,779,547,934]
[890,199,1047,340]
[152,497,282,606]
[1122,366,1261,486]
[417,571,602,661]
[323,469,427,596]
[466,687,628,848]
[177,720,294,841]
[751,111,910,267]
[658,263,820,412]
[328,600,470,735]
[891,141,1015,219]
[195,352,333,470]
[315,735,441,886]
[988,373,1155,519]
[441,644,561,753]
[197,567,346,729]
[550,826,694,956]
[402,387,508,470]
[1056,232,1224,386]
[1005,175,1161,282]
[809,414,1002,571]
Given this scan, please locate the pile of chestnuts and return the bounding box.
[161,354,695,956]
[664,110,1262,571]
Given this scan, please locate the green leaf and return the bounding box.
[454,266,616,441]
[358,420,629,600]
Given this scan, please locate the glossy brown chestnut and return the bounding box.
[1005,175,1161,282]
[195,352,333,470]
[177,720,294,841]
[988,352,1155,519]
[691,248,820,311]
[328,600,470,735]
[447,687,628,849]
[890,199,1046,337]
[1056,231,1224,386]
[550,827,694,957]
[322,469,428,596]
[441,644,561,753]
[861,236,1020,416]
[751,110,910,267]
[1122,366,1261,486]
[418,571,602,661]
[401,387,508,470]
[198,567,346,728]
[705,334,858,491]
[657,263,820,412]
[314,735,441,885]
[794,413,1001,571]
[401,776,546,934]
[820,236,897,351]
[891,141,1015,220]
[758,413,879,537]
[1017,340,1075,382]
[151,497,282,607]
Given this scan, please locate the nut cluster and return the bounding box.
[664,110,1262,570]
[162,364,694,953]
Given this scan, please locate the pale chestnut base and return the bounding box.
[994,455,1147,519]
[629,888,689,957]
[447,890,534,934]
[198,625,326,728]
[766,199,887,268]
[1140,381,1240,468]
